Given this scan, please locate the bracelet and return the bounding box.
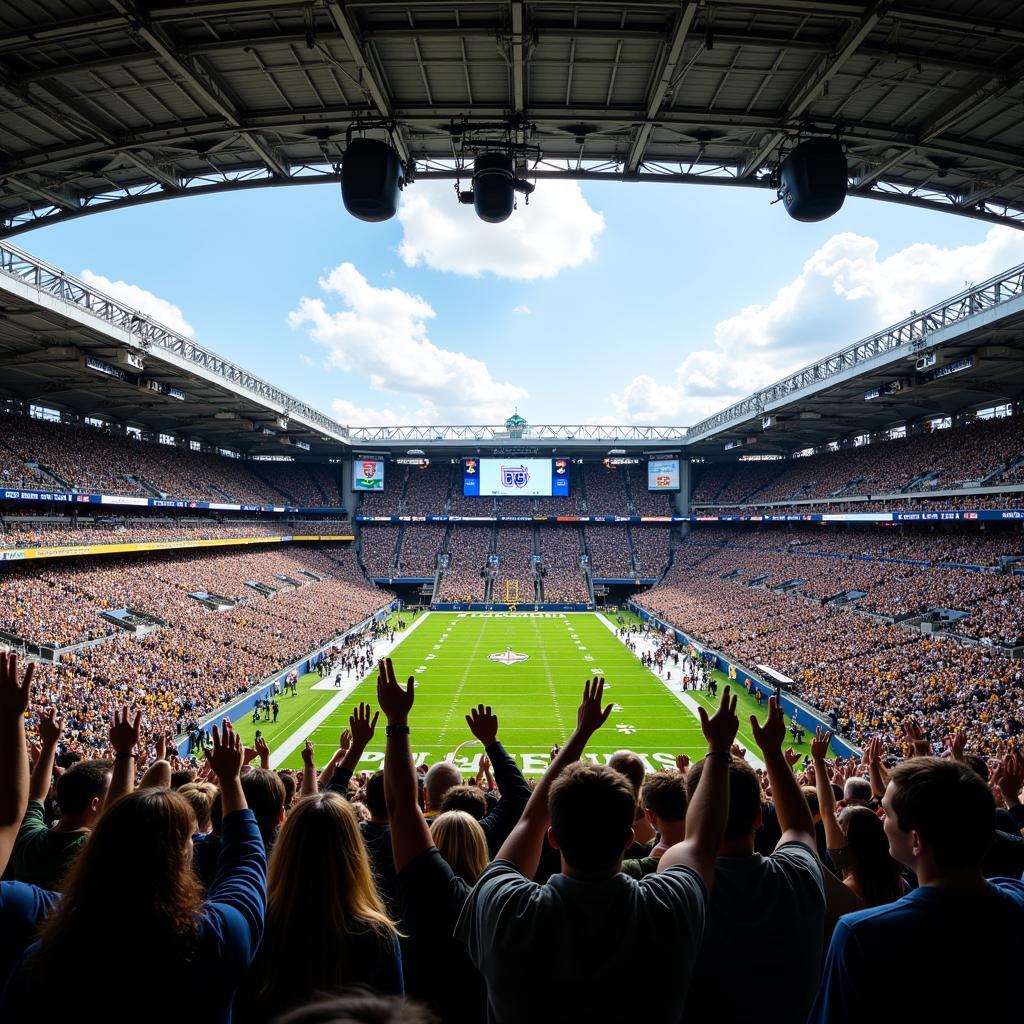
[385,724,410,737]
[115,751,136,760]
[705,750,732,759]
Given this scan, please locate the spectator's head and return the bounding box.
[271,992,437,1024]
[35,789,201,976]
[640,771,688,831]
[430,810,488,884]
[843,777,873,806]
[177,781,218,833]
[277,770,296,811]
[801,785,820,821]
[548,762,636,877]
[364,771,388,821]
[608,750,645,799]
[242,767,287,847]
[884,756,995,872]
[838,805,904,907]
[55,758,112,826]
[170,769,195,790]
[256,793,397,1019]
[439,784,488,820]
[686,754,762,842]
[424,762,462,812]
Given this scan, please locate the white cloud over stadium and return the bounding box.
[80,270,196,338]
[610,226,1024,423]
[288,262,528,425]
[397,180,605,280]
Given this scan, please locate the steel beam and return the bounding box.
[325,1,410,162]
[107,0,287,178]
[739,0,897,179]
[625,2,698,174]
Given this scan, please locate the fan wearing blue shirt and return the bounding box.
[809,756,1024,1023]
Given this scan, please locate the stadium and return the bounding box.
[0,3,1022,1022]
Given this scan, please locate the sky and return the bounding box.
[18,175,1024,429]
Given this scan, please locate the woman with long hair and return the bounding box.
[235,792,402,1024]
[430,811,488,886]
[1,720,265,1024]
[811,728,903,908]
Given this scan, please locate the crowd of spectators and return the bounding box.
[1,545,389,756]
[581,463,629,514]
[692,413,1024,507]
[0,413,348,507]
[436,527,491,601]
[394,525,442,577]
[624,464,674,516]
[360,526,400,576]
[538,529,588,603]
[0,517,350,551]
[491,528,536,604]
[0,652,1020,1023]
[639,538,1024,752]
[631,526,672,577]
[585,524,633,577]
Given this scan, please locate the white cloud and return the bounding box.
[331,397,408,427]
[298,353,316,368]
[512,305,532,315]
[611,226,1024,424]
[397,180,605,280]
[289,262,527,424]
[80,270,195,338]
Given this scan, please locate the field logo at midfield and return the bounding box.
[488,646,530,666]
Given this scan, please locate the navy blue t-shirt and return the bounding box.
[809,878,1024,1023]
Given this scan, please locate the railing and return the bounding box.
[688,259,1024,441]
[347,423,689,443]
[0,241,350,443]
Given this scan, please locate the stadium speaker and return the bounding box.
[341,138,404,222]
[459,153,536,223]
[778,138,848,223]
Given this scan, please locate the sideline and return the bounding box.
[269,611,432,769]
[595,612,765,770]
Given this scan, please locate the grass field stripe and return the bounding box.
[595,612,766,771]
[269,612,432,768]
[434,615,491,750]
[530,616,566,735]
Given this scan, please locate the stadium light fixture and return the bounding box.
[773,136,848,223]
[340,121,408,222]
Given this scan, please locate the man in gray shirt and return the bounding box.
[684,697,826,1024]
[456,679,741,1024]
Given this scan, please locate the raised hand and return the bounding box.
[698,686,739,754]
[301,740,315,770]
[995,751,1024,807]
[338,729,352,756]
[154,732,168,762]
[902,717,930,757]
[349,702,380,748]
[750,696,787,754]
[784,747,800,769]
[109,706,142,755]
[0,651,34,718]
[948,730,967,761]
[810,726,832,761]
[243,746,260,766]
[36,708,65,749]
[254,734,271,768]
[675,753,690,775]
[205,719,243,782]
[466,704,499,746]
[376,658,414,723]
[479,754,491,774]
[575,677,613,738]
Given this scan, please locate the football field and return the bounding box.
[237,612,797,774]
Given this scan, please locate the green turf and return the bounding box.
[263,612,810,774]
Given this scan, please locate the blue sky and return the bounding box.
[19,177,1024,427]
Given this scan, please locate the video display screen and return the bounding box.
[463,458,570,497]
[648,459,680,491]
[353,459,385,491]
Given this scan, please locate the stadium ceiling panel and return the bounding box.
[1,1,1024,235]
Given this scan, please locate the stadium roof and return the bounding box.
[2,1,1024,235]
[2,239,1024,461]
